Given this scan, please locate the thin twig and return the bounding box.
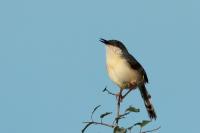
[103,87,136,100]
[142,126,161,133]
[82,122,93,133]
[103,87,116,96]
[140,127,142,133]
[83,121,115,128]
[91,105,101,121]
[116,89,122,125]
[113,112,130,124]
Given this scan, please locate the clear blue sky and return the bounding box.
[0,0,199,133]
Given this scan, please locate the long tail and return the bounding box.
[139,84,157,120]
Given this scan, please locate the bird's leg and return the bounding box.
[122,81,137,99]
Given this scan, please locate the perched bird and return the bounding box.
[100,38,157,120]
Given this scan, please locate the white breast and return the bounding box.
[106,48,141,89]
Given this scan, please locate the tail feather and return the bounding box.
[139,84,157,120]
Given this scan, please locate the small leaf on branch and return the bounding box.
[100,112,112,119]
[114,126,127,133]
[126,106,140,113]
[134,120,151,128]
[115,112,130,122]
[140,120,151,128]
[119,112,130,118]
[134,122,142,126]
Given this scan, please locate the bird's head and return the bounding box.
[99,38,128,55]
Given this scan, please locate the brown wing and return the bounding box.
[125,53,149,83]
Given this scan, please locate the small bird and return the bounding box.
[100,38,157,120]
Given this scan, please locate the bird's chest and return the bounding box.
[106,54,141,88]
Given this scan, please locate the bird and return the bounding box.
[100,38,157,120]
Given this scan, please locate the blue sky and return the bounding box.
[0,0,199,133]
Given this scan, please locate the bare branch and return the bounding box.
[102,87,116,96]
[116,89,122,125]
[91,105,101,121]
[82,86,160,133]
[142,126,161,133]
[83,121,115,129]
[140,127,142,133]
[81,122,93,133]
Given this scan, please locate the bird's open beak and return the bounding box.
[99,38,109,45]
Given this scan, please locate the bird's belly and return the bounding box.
[107,59,141,89]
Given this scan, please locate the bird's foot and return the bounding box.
[121,83,137,100]
[128,81,137,89]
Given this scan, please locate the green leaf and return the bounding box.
[115,112,130,122]
[120,112,130,117]
[134,120,151,128]
[125,106,140,113]
[100,112,112,119]
[118,112,130,119]
[140,120,151,128]
[113,126,127,133]
[134,122,142,126]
